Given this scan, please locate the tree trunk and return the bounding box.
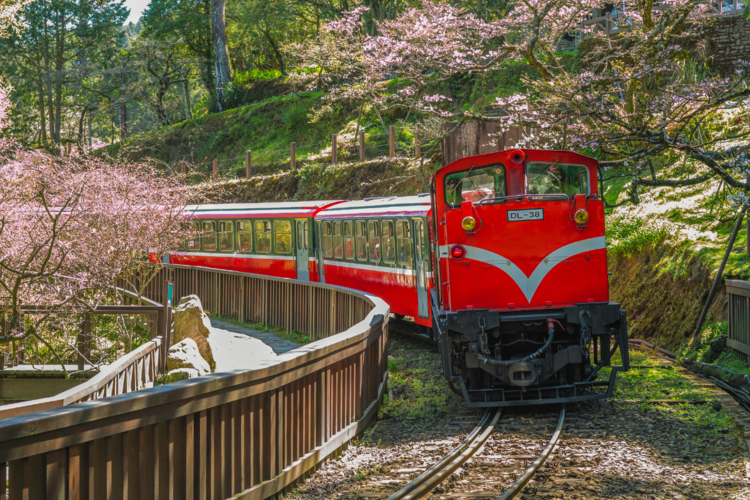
[182,77,193,120]
[38,78,47,143]
[119,72,127,140]
[77,109,87,145]
[261,27,286,76]
[211,0,232,111]
[155,86,169,126]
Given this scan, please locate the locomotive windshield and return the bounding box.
[526,162,589,197]
[444,164,507,206]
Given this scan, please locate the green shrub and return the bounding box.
[607,215,671,257]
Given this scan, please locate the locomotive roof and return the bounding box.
[317,194,432,218]
[184,200,343,218]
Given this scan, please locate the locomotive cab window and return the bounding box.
[321,221,333,257]
[218,221,234,252]
[445,164,506,206]
[275,220,292,254]
[526,162,589,197]
[343,220,355,260]
[382,221,396,264]
[237,221,252,252]
[333,221,343,259]
[355,221,367,261]
[202,221,217,251]
[396,220,412,266]
[255,220,271,253]
[368,220,381,263]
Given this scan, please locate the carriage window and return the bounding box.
[343,220,355,260]
[333,221,343,259]
[275,220,292,254]
[396,220,412,265]
[321,221,333,257]
[202,221,217,251]
[355,221,367,261]
[187,222,200,251]
[527,162,589,197]
[368,220,381,263]
[237,221,252,252]
[218,221,234,252]
[382,221,395,263]
[297,221,304,251]
[444,164,506,206]
[255,220,271,253]
[304,221,308,249]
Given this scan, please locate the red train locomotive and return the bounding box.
[168,149,629,407]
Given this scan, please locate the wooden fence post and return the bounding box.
[78,314,91,371]
[414,126,421,159]
[180,162,186,177]
[331,134,337,164]
[246,150,252,178]
[359,131,365,161]
[389,126,395,158]
[290,142,296,171]
[212,159,218,182]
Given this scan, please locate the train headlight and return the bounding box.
[462,216,477,231]
[574,209,589,225]
[451,245,466,259]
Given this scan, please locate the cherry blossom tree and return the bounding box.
[298,0,749,203]
[0,79,193,372]
[493,0,750,206]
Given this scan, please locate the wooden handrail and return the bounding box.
[0,265,390,500]
[579,3,743,40]
[0,337,163,421]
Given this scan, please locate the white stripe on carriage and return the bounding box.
[172,252,296,261]
[319,207,430,217]
[439,237,606,302]
[323,260,415,276]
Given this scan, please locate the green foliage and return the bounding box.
[234,69,283,83]
[606,215,671,257]
[383,338,456,420]
[602,350,738,436]
[281,102,309,130]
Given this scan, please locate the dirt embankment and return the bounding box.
[608,242,728,349]
[188,157,433,204]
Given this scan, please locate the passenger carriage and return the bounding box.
[168,201,343,281]
[315,195,433,328]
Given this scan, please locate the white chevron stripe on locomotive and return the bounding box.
[439,236,606,302]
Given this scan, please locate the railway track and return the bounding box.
[383,407,566,500]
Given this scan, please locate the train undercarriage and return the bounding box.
[433,298,630,407]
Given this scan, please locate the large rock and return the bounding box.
[166,338,211,375]
[171,295,216,371]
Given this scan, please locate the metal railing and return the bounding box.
[0,265,389,500]
[727,280,750,361]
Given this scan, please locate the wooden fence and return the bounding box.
[727,280,750,361]
[580,1,745,41]
[0,265,389,500]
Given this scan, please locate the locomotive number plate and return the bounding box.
[507,209,544,222]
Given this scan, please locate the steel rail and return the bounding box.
[386,408,501,500]
[497,407,566,500]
